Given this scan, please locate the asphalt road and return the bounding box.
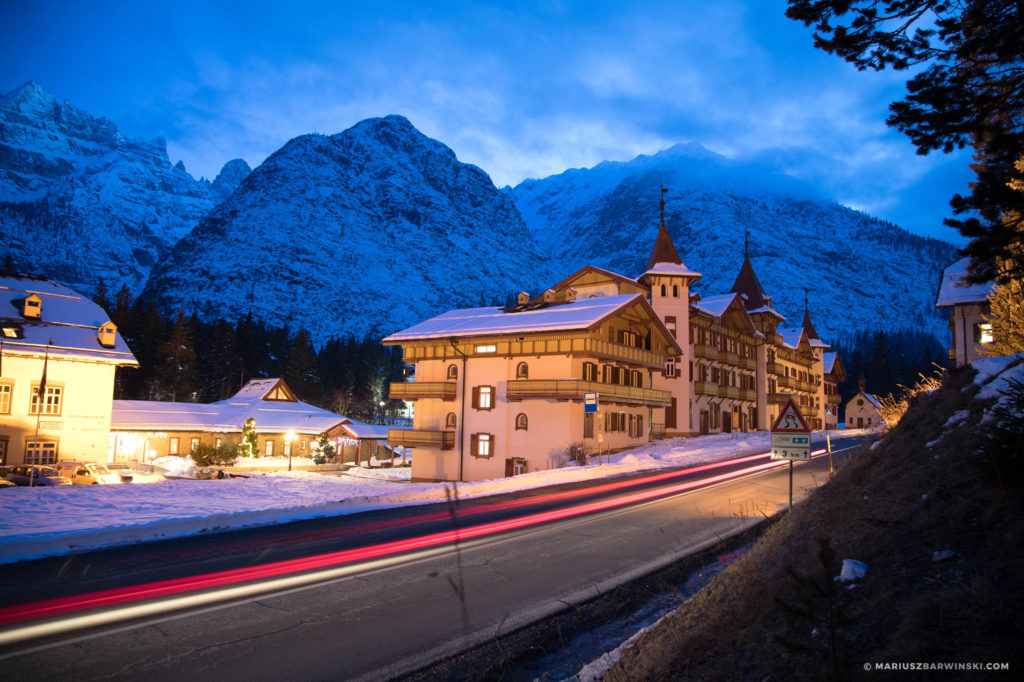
[0,436,863,681]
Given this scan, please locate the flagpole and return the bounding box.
[31,341,51,479]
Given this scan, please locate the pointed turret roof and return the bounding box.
[645,219,683,271]
[730,254,770,310]
[802,292,829,348]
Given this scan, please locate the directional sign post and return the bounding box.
[770,397,812,510]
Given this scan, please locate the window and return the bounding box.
[509,458,526,476]
[516,362,529,379]
[190,438,200,453]
[215,438,223,448]
[265,440,275,456]
[25,440,58,465]
[978,323,994,345]
[2,326,22,339]
[665,358,676,377]
[445,412,457,429]
[472,385,494,410]
[283,440,292,456]
[0,383,11,414]
[471,433,494,458]
[584,413,594,439]
[583,362,598,382]
[169,437,179,455]
[515,413,528,430]
[30,385,62,415]
[475,345,497,353]
[602,365,613,383]
[672,284,679,297]
[660,284,666,297]
[0,438,7,465]
[665,315,677,339]
[447,364,459,380]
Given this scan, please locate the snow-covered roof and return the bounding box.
[384,293,657,342]
[778,327,806,349]
[112,379,350,436]
[641,261,701,279]
[338,422,389,440]
[823,352,838,374]
[692,293,737,319]
[0,273,137,366]
[935,257,995,307]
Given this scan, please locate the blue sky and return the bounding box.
[1,0,972,242]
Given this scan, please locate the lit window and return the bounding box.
[516,362,529,379]
[30,385,62,415]
[265,440,275,456]
[190,438,200,453]
[475,345,497,353]
[472,433,493,457]
[2,327,20,338]
[26,440,58,465]
[474,385,494,410]
[0,439,6,465]
[979,323,994,344]
[169,437,179,455]
[0,384,11,414]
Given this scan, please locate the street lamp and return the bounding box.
[285,430,297,471]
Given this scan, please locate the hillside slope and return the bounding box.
[510,145,958,343]
[0,82,249,296]
[143,115,555,343]
[606,354,1024,680]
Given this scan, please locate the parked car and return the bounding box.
[5,465,72,486]
[0,477,14,489]
[55,461,123,485]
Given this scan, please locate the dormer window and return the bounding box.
[542,289,556,303]
[98,321,117,348]
[565,288,578,302]
[21,294,42,319]
[517,291,530,305]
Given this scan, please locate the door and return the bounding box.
[666,398,677,430]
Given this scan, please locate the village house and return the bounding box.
[935,257,997,367]
[385,201,843,482]
[110,377,389,466]
[845,377,885,429]
[0,272,137,465]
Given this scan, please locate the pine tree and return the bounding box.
[980,279,1024,357]
[156,311,198,401]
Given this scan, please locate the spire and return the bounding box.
[802,290,822,341]
[730,251,769,311]
[645,186,683,271]
[744,229,749,259]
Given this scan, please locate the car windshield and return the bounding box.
[91,465,111,474]
[39,468,60,477]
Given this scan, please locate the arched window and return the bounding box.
[516,362,529,379]
[445,412,457,429]
[515,413,528,430]
[660,284,666,297]
[673,284,679,297]
[447,364,458,381]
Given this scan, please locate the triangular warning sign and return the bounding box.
[771,397,811,433]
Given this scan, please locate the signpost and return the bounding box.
[770,397,811,510]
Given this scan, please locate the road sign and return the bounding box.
[771,398,811,433]
[771,397,811,461]
[584,392,598,413]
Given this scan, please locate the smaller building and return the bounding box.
[936,257,997,367]
[110,378,383,465]
[1,272,137,465]
[821,351,846,430]
[845,378,884,429]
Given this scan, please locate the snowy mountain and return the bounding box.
[0,82,249,296]
[142,115,555,342]
[509,144,958,343]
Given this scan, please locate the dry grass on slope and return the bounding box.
[605,364,1024,681]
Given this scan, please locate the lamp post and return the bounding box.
[285,430,297,471]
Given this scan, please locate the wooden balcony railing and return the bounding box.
[693,344,719,361]
[740,388,757,402]
[724,351,740,366]
[741,356,757,370]
[506,379,672,407]
[387,429,455,450]
[389,381,457,402]
[769,362,787,376]
[694,381,719,396]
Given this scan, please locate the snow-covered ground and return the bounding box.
[0,430,868,565]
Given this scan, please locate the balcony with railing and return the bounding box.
[506,379,672,407]
[694,381,719,396]
[387,429,455,450]
[389,381,457,402]
[768,392,794,405]
[769,362,787,376]
[740,388,756,402]
[827,394,842,404]
[693,343,719,361]
[724,351,740,366]
[741,356,757,370]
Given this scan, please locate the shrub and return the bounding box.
[975,377,1024,491]
[565,440,592,465]
[192,441,240,468]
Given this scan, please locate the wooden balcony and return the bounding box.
[387,428,455,450]
[741,356,756,370]
[506,379,672,407]
[768,392,794,405]
[389,381,457,402]
[723,385,740,399]
[693,344,719,361]
[827,394,842,404]
[694,381,719,396]
[769,362,787,376]
[724,351,740,366]
[740,388,756,402]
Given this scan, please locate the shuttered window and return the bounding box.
[470,433,494,458]
[472,385,495,410]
